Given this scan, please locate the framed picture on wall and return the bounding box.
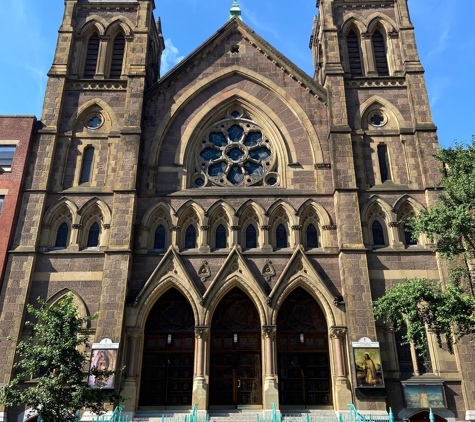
[402,384,446,408]
[87,341,119,389]
[353,347,385,388]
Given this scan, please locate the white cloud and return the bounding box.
[161,38,185,75]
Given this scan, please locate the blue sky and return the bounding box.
[0,0,473,147]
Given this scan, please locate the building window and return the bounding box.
[86,222,100,247]
[0,146,16,170]
[0,195,4,213]
[84,33,100,79]
[55,223,69,248]
[185,225,197,249]
[372,30,389,76]
[245,224,257,249]
[347,30,363,77]
[80,147,94,184]
[110,33,125,79]
[306,224,319,248]
[215,224,227,249]
[404,224,418,246]
[377,145,391,182]
[154,225,166,250]
[276,224,288,248]
[372,220,386,246]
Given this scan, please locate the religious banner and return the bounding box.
[87,338,119,389]
[402,384,446,408]
[352,337,384,388]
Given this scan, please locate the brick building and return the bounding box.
[0,0,474,421]
[0,116,36,284]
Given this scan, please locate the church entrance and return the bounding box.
[139,289,195,409]
[277,288,331,408]
[209,288,262,408]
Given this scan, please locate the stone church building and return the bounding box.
[0,0,474,420]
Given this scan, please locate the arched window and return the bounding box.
[84,33,100,79]
[55,223,69,248]
[154,225,166,250]
[245,224,257,249]
[185,225,196,249]
[377,145,391,182]
[347,30,363,77]
[306,224,319,248]
[372,30,389,76]
[276,224,288,248]
[110,33,125,79]
[372,220,386,246]
[80,147,94,184]
[404,224,417,246]
[215,224,227,249]
[86,222,100,247]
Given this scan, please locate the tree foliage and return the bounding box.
[374,139,475,356]
[0,294,122,422]
[409,137,475,261]
[373,273,475,357]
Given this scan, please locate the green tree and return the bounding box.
[0,294,122,422]
[374,138,475,356]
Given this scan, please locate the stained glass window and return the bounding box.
[372,220,385,246]
[306,224,318,248]
[55,222,69,248]
[212,288,260,331]
[215,224,226,248]
[404,224,417,246]
[246,224,257,248]
[80,147,94,183]
[185,225,196,249]
[154,225,166,249]
[86,222,100,247]
[276,224,287,248]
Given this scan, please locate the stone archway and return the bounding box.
[209,287,262,409]
[139,288,195,409]
[276,287,331,408]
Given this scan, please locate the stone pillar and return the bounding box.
[330,327,352,411]
[262,325,279,417]
[388,222,404,249]
[122,330,142,418]
[291,225,302,248]
[193,326,209,415]
[170,226,179,250]
[231,225,241,249]
[96,35,109,79]
[199,226,210,253]
[261,225,272,253]
[362,33,377,76]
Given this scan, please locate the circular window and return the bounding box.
[85,114,103,130]
[194,107,276,187]
[368,110,387,127]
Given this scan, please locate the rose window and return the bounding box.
[192,108,278,187]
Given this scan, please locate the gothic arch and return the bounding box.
[206,200,237,226]
[147,64,324,170]
[297,201,332,248]
[203,278,268,328]
[68,99,117,133]
[139,201,174,250]
[366,13,397,35]
[77,16,107,37]
[340,14,366,35]
[104,17,134,37]
[79,197,112,225]
[355,96,406,131]
[235,199,267,220]
[42,198,79,227]
[47,289,89,319]
[361,196,396,247]
[392,195,426,214]
[360,195,395,223]
[175,200,206,224]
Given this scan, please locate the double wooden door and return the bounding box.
[209,334,262,408]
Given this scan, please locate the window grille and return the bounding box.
[84,33,100,79]
[347,30,363,77]
[110,33,125,79]
[372,31,389,76]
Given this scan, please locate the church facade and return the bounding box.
[0,0,474,420]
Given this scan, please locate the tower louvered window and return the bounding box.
[84,33,100,79]
[347,30,363,77]
[372,30,389,76]
[110,34,125,79]
[377,145,391,182]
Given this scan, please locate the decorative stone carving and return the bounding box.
[291,225,302,231]
[72,224,82,229]
[389,222,400,227]
[194,326,209,339]
[262,325,277,338]
[329,327,347,339]
[198,260,211,282]
[170,226,180,231]
[65,81,127,91]
[322,225,337,231]
[315,163,331,169]
[261,259,276,281]
[261,225,271,230]
[231,225,241,231]
[200,225,210,231]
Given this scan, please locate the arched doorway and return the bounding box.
[409,412,446,422]
[276,287,331,407]
[209,287,262,408]
[139,288,195,409]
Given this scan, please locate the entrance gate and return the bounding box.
[139,289,195,409]
[209,288,262,408]
[277,288,331,407]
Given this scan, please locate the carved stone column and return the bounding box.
[261,225,273,253]
[199,225,210,253]
[193,326,209,413]
[262,325,279,414]
[329,327,352,411]
[231,225,241,249]
[291,225,302,248]
[388,221,404,250]
[96,35,109,79]
[170,225,179,250]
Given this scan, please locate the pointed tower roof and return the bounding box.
[229,0,243,21]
